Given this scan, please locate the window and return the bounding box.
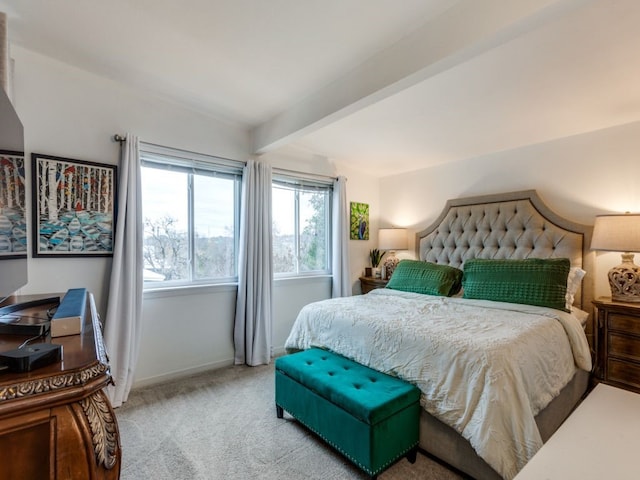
[272,175,332,276]
[140,145,242,287]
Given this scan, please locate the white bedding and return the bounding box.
[284,288,592,480]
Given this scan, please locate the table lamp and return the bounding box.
[591,213,640,302]
[378,228,408,280]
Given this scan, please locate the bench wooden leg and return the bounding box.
[406,447,418,464]
[276,405,283,419]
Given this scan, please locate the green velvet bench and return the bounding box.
[275,348,421,479]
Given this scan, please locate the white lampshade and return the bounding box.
[591,213,640,303]
[591,214,640,252]
[378,228,408,251]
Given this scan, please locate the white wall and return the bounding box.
[12,45,249,311]
[379,121,640,299]
[11,45,383,388]
[335,162,381,293]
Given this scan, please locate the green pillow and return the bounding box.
[462,258,571,311]
[386,260,462,297]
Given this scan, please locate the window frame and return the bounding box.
[272,173,333,278]
[139,143,243,290]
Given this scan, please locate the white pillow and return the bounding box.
[566,267,586,310]
[570,306,589,328]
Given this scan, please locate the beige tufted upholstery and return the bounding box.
[416,191,593,310]
[419,199,583,269]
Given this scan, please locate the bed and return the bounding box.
[284,190,594,480]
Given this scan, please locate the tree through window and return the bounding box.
[140,145,241,286]
[272,176,332,276]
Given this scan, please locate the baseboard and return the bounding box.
[131,345,289,390]
[272,346,287,358]
[132,358,234,389]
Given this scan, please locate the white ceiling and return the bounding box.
[1,0,639,177]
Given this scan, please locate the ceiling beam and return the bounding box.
[251,0,593,154]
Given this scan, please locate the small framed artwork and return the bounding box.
[0,150,27,259]
[31,153,117,257]
[350,201,369,240]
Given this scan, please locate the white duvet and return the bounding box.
[284,288,592,480]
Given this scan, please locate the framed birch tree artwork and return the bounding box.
[0,150,27,258]
[31,153,117,257]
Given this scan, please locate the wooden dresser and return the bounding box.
[593,297,640,393]
[0,294,121,480]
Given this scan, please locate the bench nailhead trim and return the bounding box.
[280,403,418,476]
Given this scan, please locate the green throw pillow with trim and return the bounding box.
[386,260,463,297]
[462,257,571,311]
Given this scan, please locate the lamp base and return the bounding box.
[383,254,400,280]
[608,253,640,303]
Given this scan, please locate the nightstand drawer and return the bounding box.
[608,313,640,335]
[607,358,640,391]
[609,332,640,362]
[594,298,640,393]
[359,276,388,294]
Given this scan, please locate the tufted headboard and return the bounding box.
[415,190,594,314]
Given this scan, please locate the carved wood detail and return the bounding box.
[0,362,108,401]
[80,390,119,470]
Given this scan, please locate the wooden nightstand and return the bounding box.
[593,297,640,393]
[359,276,388,294]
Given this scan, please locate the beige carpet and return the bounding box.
[116,362,465,480]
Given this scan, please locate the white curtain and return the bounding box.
[332,176,351,297]
[234,159,273,366]
[104,134,143,407]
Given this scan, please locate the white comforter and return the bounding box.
[284,288,592,480]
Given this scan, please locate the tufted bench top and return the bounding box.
[276,348,420,425]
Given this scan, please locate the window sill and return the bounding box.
[143,282,237,299]
[274,274,332,284]
[143,274,332,299]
